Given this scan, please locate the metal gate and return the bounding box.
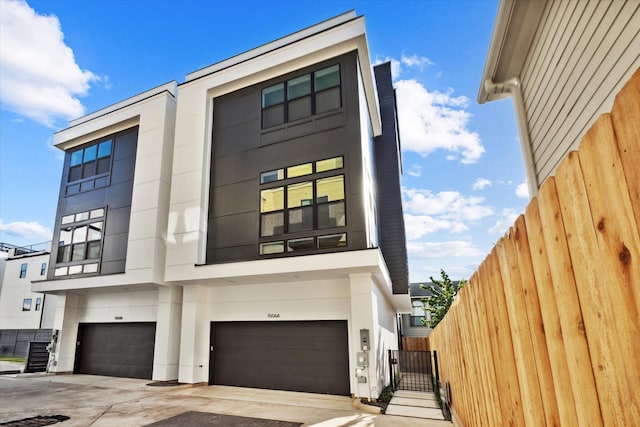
[389,350,433,392]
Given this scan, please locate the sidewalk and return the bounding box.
[386,390,448,421]
[0,361,24,374]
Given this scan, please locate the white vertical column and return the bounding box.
[178,284,208,384]
[152,285,183,381]
[49,293,80,373]
[349,273,376,399]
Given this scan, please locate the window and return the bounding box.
[68,139,112,182]
[22,299,32,311]
[259,157,347,255]
[55,208,104,277]
[40,263,47,276]
[35,298,41,311]
[262,64,341,128]
[410,300,427,326]
[19,263,27,278]
[66,139,112,195]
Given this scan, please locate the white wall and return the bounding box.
[178,278,352,384]
[0,253,49,329]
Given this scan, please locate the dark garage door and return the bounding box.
[210,320,349,395]
[75,322,156,379]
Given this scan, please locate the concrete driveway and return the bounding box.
[0,374,452,426]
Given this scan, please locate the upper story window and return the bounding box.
[19,263,27,278]
[261,64,341,129]
[22,298,32,311]
[55,207,105,277]
[35,297,42,311]
[40,262,46,275]
[66,139,112,196]
[259,156,347,255]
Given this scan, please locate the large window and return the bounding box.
[55,208,105,277]
[259,156,347,255]
[66,138,112,195]
[262,64,341,128]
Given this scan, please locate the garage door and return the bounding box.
[210,320,349,395]
[74,322,156,379]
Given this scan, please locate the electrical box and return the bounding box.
[357,352,368,368]
[359,329,370,351]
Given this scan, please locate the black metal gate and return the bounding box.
[24,342,49,373]
[389,350,433,391]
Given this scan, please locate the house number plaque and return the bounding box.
[267,313,280,318]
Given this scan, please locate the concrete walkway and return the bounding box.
[1,374,453,426]
[386,390,449,422]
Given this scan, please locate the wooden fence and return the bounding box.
[402,336,429,351]
[428,68,640,426]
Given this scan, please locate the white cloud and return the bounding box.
[403,187,493,221]
[407,240,484,259]
[0,0,100,126]
[407,164,422,177]
[472,178,492,191]
[488,208,521,235]
[0,219,52,240]
[395,79,485,164]
[404,214,467,240]
[516,180,530,198]
[401,53,433,70]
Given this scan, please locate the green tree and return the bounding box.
[420,269,465,328]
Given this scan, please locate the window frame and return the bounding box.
[261,64,342,129]
[258,156,347,256]
[55,207,105,277]
[19,263,27,278]
[65,137,114,196]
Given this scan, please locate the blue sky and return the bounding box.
[0,0,528,282]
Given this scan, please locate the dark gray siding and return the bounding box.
[206,52,366,264]
[48,127,138,279]
[373,63,409,294]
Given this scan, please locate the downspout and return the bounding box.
[483,77,539,197]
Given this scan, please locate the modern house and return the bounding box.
[32,11,410,398]
[0,243,56,356]
[478,0,640,196]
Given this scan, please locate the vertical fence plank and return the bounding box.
[466,275,500,426]
[485,249,524,426]
[576,115,640,425]
[610,68,640,233]
[525,197,578,426]
[513,215,560,426]
[537,177,603,426]
[496,227,545,426]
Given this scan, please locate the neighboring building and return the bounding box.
[400,281,463,338]
[401,282,432,338]
[33,11,410,398]
[0,243,56,356]
[478,0,640,196]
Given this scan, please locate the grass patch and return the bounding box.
[0,356,25,363]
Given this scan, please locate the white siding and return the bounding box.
[521,0,640,185]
